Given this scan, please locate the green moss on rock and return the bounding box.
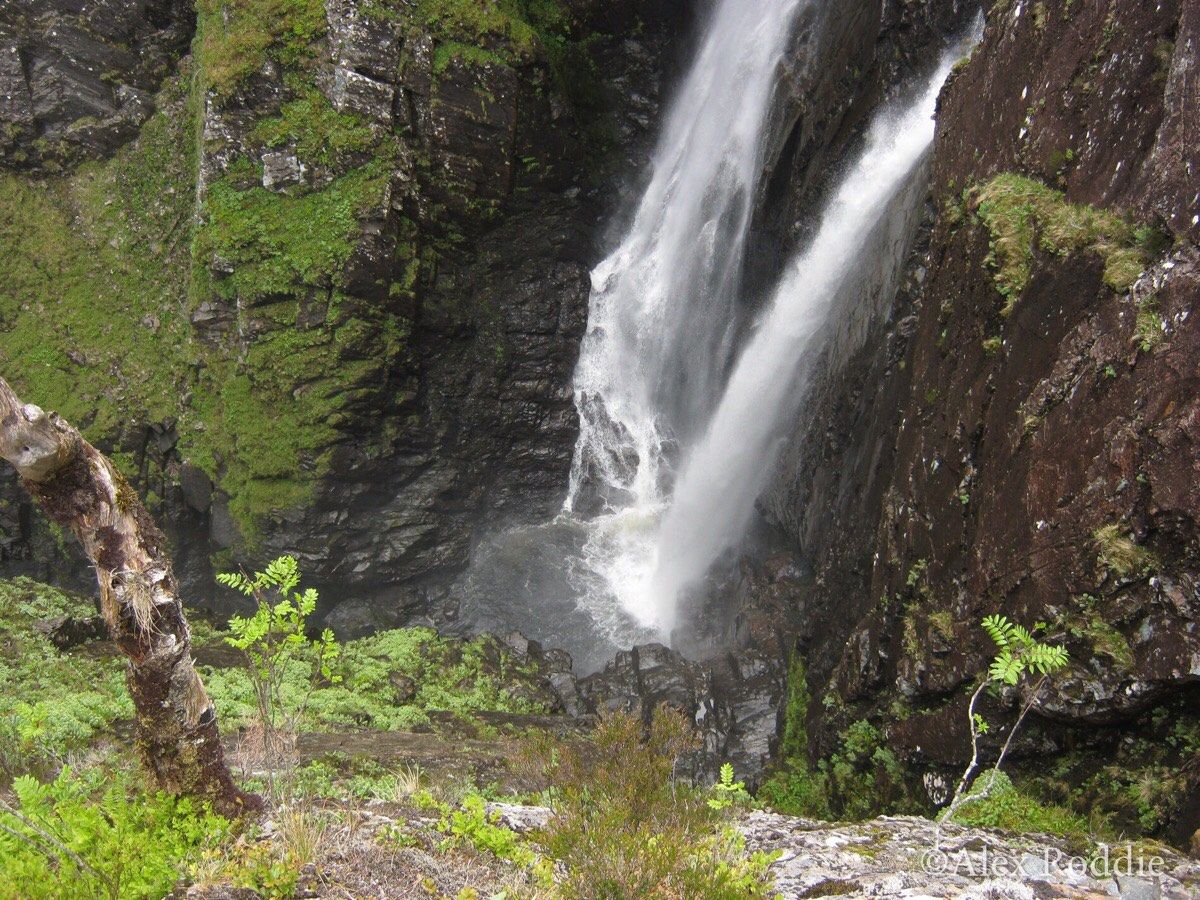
[0,70,198,449]
[195,0,328,98]
[194,159,392,304]
[971,174,1158,315]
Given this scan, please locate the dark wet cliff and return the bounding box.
[763,0,1200,846]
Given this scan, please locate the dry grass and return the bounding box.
[971,174,1154,315]
[1093,525,1158,578]
[276,806,328,870]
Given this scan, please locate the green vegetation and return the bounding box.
[194,156,394,305]
[1058,594,1134,669]
[0,766,233,900]
[1093,524,1158,578]
[971,174,1160,314]
[195,0,328,98]
[937,617,1069,844]
[249,84,379,165]
[758,657,915,821]
[1134,295,1165,351]
[0,73,196,444]
[202,624,551,734]
[436,792,550,878]
[414,0,606,132]
[527,707,778,898]
[217,557,342,766]
[0,0,606,546]
[950,771,1090,838]
[0,4,410,541]
[0,579,132,779]
[415,0,572,71]
[1020,703,1200,838]
[0,568,565,895]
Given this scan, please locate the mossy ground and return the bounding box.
[200,626,553,733]
[0,575,777,898]
[0,578,132,778]
[0,575,557,788]
[194,0,328,99]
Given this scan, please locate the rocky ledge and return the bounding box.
[487,804,1200,899]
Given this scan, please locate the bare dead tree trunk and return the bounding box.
[0,376,259,818]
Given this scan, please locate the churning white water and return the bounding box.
[563,0,810,636]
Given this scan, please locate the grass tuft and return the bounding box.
[971,174,1160,315]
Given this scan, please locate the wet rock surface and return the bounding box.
[756,0,1200,844]
[570,641,786,784]
[0,0,193,170]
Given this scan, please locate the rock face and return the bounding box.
[738,810,1200,899]
[0,0,695,620]
[0,0,193,170]
[760,0,1200,845]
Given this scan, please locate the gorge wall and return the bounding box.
[765,0,1200,846]
[0,0,698,624]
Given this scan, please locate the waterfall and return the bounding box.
[562,0,810,636]
[458,8,977,671]
[567,0,809,519]
[649,46,972,631]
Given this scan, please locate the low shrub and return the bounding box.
[528,706,778,899]
[0,766,231,900]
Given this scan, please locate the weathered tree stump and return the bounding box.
[0,376,259,817]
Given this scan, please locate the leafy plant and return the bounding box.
[949,770,1090,839]
[937,616,1069,846]
[437,793,547,876]
[0,579,132,779]
[0,766,230,900]
[708,763,752,811]
[218,556,340,782]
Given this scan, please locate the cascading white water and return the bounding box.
[458,12,977,671]
[649,46,970,631]
[564,0,810,635]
